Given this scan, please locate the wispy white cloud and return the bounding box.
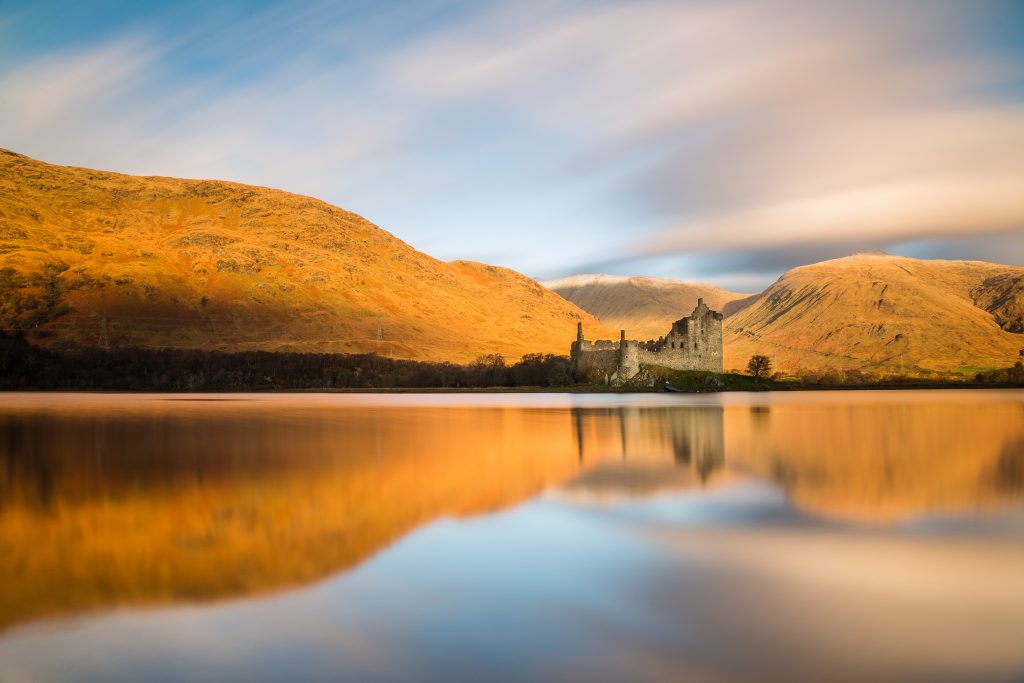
[0,0,1021,286]
[0,36,160,153]
[381,1,1024,263]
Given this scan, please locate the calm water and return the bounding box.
[1,390,1023,683]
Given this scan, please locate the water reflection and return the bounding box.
[725,396,1024,521]
[563,406,726,501]
[0,391,1022,640]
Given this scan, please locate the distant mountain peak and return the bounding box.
[545,273,750,340]
[541,273,631,289]
[542,273,738,291]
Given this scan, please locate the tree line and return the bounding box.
[3,333,1020,391]
[0,334,574,390]
[975,361,1024,384]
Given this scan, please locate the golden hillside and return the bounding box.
[724,253,1024,376]
[0,149,612,361]
[543,273,749,340]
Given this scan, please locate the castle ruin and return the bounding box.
[571,298,724,383]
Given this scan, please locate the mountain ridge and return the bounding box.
[0,148,613,361]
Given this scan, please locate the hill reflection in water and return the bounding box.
[0,391,1022,634]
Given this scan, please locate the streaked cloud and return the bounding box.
[1,0,1021,289]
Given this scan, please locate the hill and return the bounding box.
[542,273,749,340]
[723,253,1024,376]
[0,149,612,362]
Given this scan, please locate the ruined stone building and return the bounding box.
[571,298,724,383]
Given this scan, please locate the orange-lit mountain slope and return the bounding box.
[723,253,1024,375]
[0,149,610,361]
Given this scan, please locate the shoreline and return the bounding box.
[4,382,1022,394]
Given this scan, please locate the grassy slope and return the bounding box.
[544,274,749,340]
[0,149,613,362]
[723,253,1024,376]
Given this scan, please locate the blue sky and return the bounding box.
[1,0,1022,291]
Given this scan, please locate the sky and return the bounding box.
[1,0,1022,291]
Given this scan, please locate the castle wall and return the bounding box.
[571,298,725,382]
[635,343,722,373]
[640,299,724,374]
[571,340,619,376]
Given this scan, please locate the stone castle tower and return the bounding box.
[571,298,724,383]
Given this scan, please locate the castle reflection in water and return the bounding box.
[567,405,725,500]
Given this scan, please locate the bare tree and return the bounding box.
[747,354,772,379]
